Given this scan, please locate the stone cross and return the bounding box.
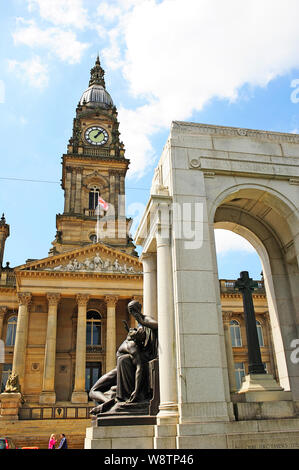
[234,271,266,375]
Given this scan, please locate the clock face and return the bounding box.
[85,126,109,146]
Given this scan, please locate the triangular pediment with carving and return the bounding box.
[16,243,142,276]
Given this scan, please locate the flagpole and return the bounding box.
[96,204,100,243]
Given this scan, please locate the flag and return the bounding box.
[98,196,109,211]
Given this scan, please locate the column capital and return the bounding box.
[0,305,8,317]
[155,230,171,248]
[131,295,143,306]
[140,252,157,270]
[223,311,234,324]
[104,295,118,308]
[17,292,32,307]
[46,292,61,307]
[76,294,90,307]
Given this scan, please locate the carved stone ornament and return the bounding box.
[4,372,25,403]
[189,158,201,168]
[43,253,142,274]
[17,292,32,306]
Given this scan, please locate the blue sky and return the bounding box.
[1,0,299,280]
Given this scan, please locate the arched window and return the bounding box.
[86,311,102,346]
[256,320,264,347]
[6,316,17,346]
[230,320,242,347]
[89,187,100,210]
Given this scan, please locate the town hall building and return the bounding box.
[0,58,276,448]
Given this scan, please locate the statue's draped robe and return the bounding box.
[116,325,158,402]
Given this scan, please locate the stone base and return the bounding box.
[0,392,22,421]
[71,391,88,404]
[84,416,299,449]
[39,391,56,405]
[237,374,292,402]
[95,414,156,427]
[234,400,296,420]
[175,417,299,449]
[85,424,155,449]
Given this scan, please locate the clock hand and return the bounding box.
[94,130,102,138]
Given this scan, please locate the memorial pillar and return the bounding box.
[12,293,31,389]
[71,294,89,403]
[140,253,157,320]
[223,312,237,393]
[105,296,118,372]
[39,293,60,404]
[156,228,178,420]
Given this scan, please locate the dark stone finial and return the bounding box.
[89,54,106,88]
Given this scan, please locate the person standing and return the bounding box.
[48,434,56,449]
[58,433,68,449]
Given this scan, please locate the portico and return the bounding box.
[9,243,143,406]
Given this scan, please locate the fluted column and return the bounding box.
[0,306,7,339]
[12,293,31,389]
[71,294,89,403]
[140,252,157,320]
[105,296,118,372]
[223,312,237,393]
[156,230,178,420]
[39,293,60,404]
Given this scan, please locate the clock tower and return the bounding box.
[51,56,136,256]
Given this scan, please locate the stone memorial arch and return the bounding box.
[135,122,299,448]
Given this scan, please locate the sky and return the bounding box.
[1,0,299,279]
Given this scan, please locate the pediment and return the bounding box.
[16,243,142,275]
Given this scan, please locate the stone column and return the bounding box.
[156,229,178,420]
[74,169,82,214]
[223,312,237,393]
[39,293,60,405]
[0,306,7,388]
[109,172,116,212]
[64,166,72,213]
[12,293,31,389]
[140,253,157,320]
[0,306,6,339]
[104,296,118,372]
[71,294,89,403]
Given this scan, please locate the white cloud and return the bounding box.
[8,56,49,89]
[214,229,255,255]
[27,0,88,29]
[12,18,89,64]
[99,0,299,177]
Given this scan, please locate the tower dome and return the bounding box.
[79,55,113,108]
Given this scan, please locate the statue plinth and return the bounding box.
[0,392,22,421]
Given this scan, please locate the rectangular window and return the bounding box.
[1,364,12,392]
[85,362,102,393]
[234,362,246,390]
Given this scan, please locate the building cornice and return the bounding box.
[172,121,299,144]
